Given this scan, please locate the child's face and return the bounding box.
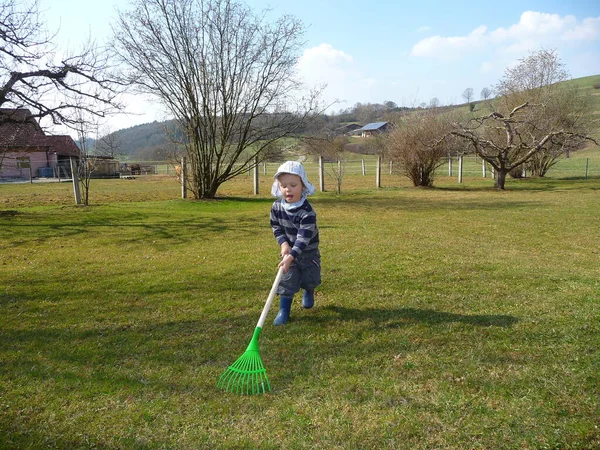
[277,173,304,203]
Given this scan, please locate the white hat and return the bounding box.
[271,161,316,197]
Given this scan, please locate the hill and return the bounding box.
[569,74,600,141]
[109,120,175,161]
[108,74,600,161]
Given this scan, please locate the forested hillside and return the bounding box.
[108,121,175,161]
[107,74,600,161]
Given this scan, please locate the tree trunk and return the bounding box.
[191,181,219,199]
[115,0,317,202]
[495,169,508,190]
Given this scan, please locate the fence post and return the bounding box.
[458,155,463,183]
[448,156,453,177]
[319,155,325,192]
[376,155,381,188]
[70,157,81,205]
[181,157,187,199]
[362,159,366,176]
[482,159,487,178]
[389,160,393,174]
[253,158,259,195]
[585,158,589,179]
[263,162,267,176]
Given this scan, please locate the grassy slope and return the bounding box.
[1,175,599,449]
[108,74,600,162]
[573,75,600,141]
[342,74,600,164]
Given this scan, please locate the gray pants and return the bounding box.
[277,250,321,297]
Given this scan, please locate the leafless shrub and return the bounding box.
[386,110,460,187]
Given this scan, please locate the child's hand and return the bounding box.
[280,242,292,257]
[278,254,294,273]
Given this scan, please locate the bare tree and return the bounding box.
[96,128,123,158]
[451,49,597,189]
[303,134,347,194]
[114,0,322,199]
[383,100,398,111]
[495,49,569,98]
[526,135,586,177]
[451,103,596,189]
[386,110,459,187]
[0,0,123,127]
[494,48,593,177]
[524,82,592,176]
[480,87,492,101]
[72,111,100,206]
[353,102,382,125]
[0,0,124,173]
[462,88,474,105]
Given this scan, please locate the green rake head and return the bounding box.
[217,327,271,395]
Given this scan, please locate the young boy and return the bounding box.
[270,161,321,326]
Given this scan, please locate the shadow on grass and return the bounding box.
[0,428,112,450]
[437,176,600,192]
[263,305,520,393]
[317,305,519,328]
[0,317,236,391]
[0,317,220,448]
[0,208,264,247]
[212,196,274,204]
[313,194,539,212]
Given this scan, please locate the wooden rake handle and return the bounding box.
[256,266,285,329]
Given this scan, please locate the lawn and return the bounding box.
[1,170,599,449]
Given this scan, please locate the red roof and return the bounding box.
[0,108,80,156]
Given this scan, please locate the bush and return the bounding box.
[385,110,459,187]
[509,165,527,178]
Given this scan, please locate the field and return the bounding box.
[1,159,599,449]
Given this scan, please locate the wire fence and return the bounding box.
[1,154,598,186]
[123,154,599,179]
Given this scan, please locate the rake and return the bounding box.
[217,266,284,395]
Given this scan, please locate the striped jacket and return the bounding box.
[270,199,319,259]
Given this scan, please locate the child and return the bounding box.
[270,161,321,326]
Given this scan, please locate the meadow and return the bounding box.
[1,153,599,449]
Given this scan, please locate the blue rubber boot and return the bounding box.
[302,290,314,309]
[273,296,293,326]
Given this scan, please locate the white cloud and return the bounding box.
[499,39,539,56]
[298,43,353,69]
[562,16,600,41]
[410,25,488,60]
[490,11,576,42]
[411,11,600,60]
[479,61,494,74]
[296,43,379,108]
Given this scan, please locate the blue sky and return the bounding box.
[42,0,600,131]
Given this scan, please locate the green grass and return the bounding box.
[1,174,599,449]
[567,74,600,142]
